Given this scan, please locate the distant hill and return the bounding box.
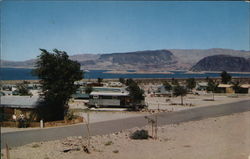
[96,50,178,70]
[1,48,250,71]
[170,48,250,66]
[1,59,36,68]
[191,55,250,72]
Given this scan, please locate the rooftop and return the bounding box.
[90,91,129,96]
[0,96,40,109]
[218,84,233,88]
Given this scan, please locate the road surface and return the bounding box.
[1,99,250,148]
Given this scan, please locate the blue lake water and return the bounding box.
[1,68,250,80]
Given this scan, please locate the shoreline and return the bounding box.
[103,70,173,74]
[1,77,250,84]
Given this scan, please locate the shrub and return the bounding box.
[32,144,40,148]
[104,141,113,146]
[64,111,77,121]
[130,129,149,140]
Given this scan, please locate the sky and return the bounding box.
[1,1,249,61]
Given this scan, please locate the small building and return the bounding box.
[71,92,89,99]
[0,96,40,121]
[240,84,250,94]
[108,82,123,87]
[74,81,88,87]
[217,84,234,93]
[196,82,208,91]
[1,84,17,91]
[154,85,172,97]
[0,91,5,96]
[27,84,41,90]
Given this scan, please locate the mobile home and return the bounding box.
[88,88,130,107]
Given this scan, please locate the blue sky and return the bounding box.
[1,1,249,61]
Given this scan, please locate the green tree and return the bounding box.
[206,78,217,100]
[126,79,144,105]
[221,71,231,84]
[125,78,135,86]
[16,81,32,96]
[173,85,187,105]
[119,78,125,84]
[163,81,172,91]
[186,78,196,91]
[33,49,83,121]
[232,81,241,93]
[97,77,103,85]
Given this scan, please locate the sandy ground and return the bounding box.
[80,111,149,123]
[3,111,250,159]
[145,93,250,111]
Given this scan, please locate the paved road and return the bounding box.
[1,99,250,148]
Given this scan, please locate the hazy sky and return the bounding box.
[1,1,249,61]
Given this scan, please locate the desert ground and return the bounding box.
[145,93,250,111]
[2,93,249,134]
[2,110,250,159]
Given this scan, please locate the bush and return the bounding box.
[104,141,113,146]
[32,144,40,148]
[130,129,149,140]
[64,111,77,121]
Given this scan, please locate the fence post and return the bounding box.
[86,112,91,148]
[40,120,43,128]
[5,143,10,159]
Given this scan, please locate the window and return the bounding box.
[93,95,99,99]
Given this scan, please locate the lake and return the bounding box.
[1,68,250,80]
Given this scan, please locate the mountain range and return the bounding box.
[1,48,250,71]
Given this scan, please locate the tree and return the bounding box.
[125,78,135,86]
[232,81,241,93]
[163,81,172,91]
[97,77,103,85]
[221,71,231,84]
[16,81,32,96]
[85,85,93,94]
[119,78,125,84]
[33,49,83,121]
[126,79,144,105]
[206,78,217,100]
[186,78,196,91]
[173,85,187,105]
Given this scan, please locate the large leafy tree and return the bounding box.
[173,85,187,105]
[221,71,231,84]
[126,79,144,105]
[33,49,83,121]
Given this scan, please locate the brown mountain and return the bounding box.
[1,48,250,71]
[191,55,250,72]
